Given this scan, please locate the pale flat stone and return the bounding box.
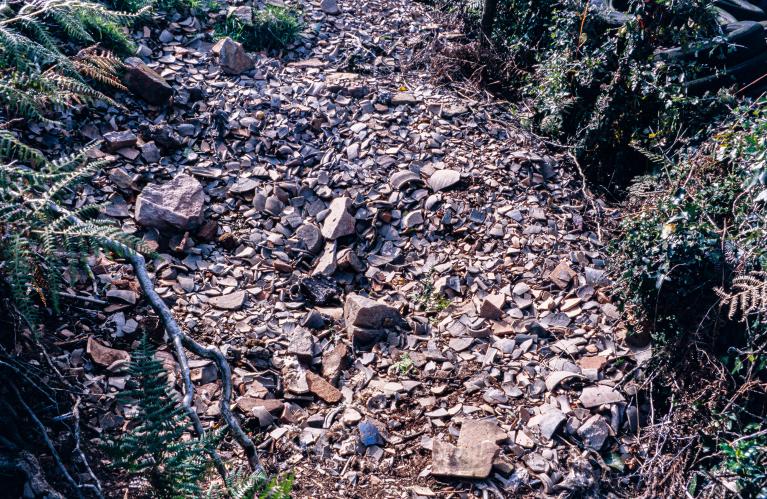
[431,439,498,479]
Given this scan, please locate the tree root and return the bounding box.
[123,249,259,471]
[0,450,65,499]
[9,382,83,499]
[51,204,260,473]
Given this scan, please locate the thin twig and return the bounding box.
[9,382,84,499]
[71,397,104,499]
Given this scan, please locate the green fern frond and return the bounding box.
[0,132,48,167]
[35,160,103,210]
[7,234,40,327]
[49,73,121,106]
[48,141,101,172]
[0,77,57,124]
[104,335,219,498]
[49,8,94,43]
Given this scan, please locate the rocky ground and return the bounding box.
[48,0,650,496]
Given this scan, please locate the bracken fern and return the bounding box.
[0,138,149,327]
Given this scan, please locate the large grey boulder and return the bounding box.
[135,174,205,231]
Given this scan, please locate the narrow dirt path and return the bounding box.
[83,0,638,496]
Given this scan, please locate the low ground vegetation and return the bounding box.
[443,0,767,495]
[214,5,302,52]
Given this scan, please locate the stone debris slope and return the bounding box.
[68,0,643,496]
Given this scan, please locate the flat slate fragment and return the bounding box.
[579,385,625,408]
[431,439,499,479]
[208,290,246,310]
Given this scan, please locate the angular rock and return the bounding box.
[577,414,610,450]
[295,223,324,253]
[391,92,419,105]
[102,131,137,153]
[359,420,383,446]
[321,197,355,240]
[288,328,315,362]
[322,342,349,380]
[122,57,173,105]
[457,420,506,447]
[529,407,566,439]
[344,293,403,344]
[106,289,137,304]
[209,290,246,310]
[478,293,505,320]
[579,385,625,408]
[300,276,339,305]
[431,439,499,479]
[549,261,577,289]
[140,142,161,163]
[212,37,254,75]
[402,210,424,229]
[342,407,362,425]
[306,371,342,403]
[135,174,205,231]
[236,397,285,417]
[87,337,130,371]
[320,0,341,15]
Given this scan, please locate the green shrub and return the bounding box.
[215,5,301,52]
[720,422,767,496]
[614,102,767,496]
[468,0,729,183]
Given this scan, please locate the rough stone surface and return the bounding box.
[135,174,205,230]
[122,57,173,105]
[208,290,246,310]
[457,419,506,447]
[431,439,499,479]
[212,37,254,75]
[56,0,640,494]
[478,293,505,320]
[322,342,349,379]
[321,197,355,240]
[306,371,342,403]
[578,414,610,450]
[579,385,626,408]
[343,293,403,344]
[87,337,130,371]
[102,131,137,152]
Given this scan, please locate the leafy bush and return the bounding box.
[614,102,767,496]
[462,0,730,183]
[215,5,301,52]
